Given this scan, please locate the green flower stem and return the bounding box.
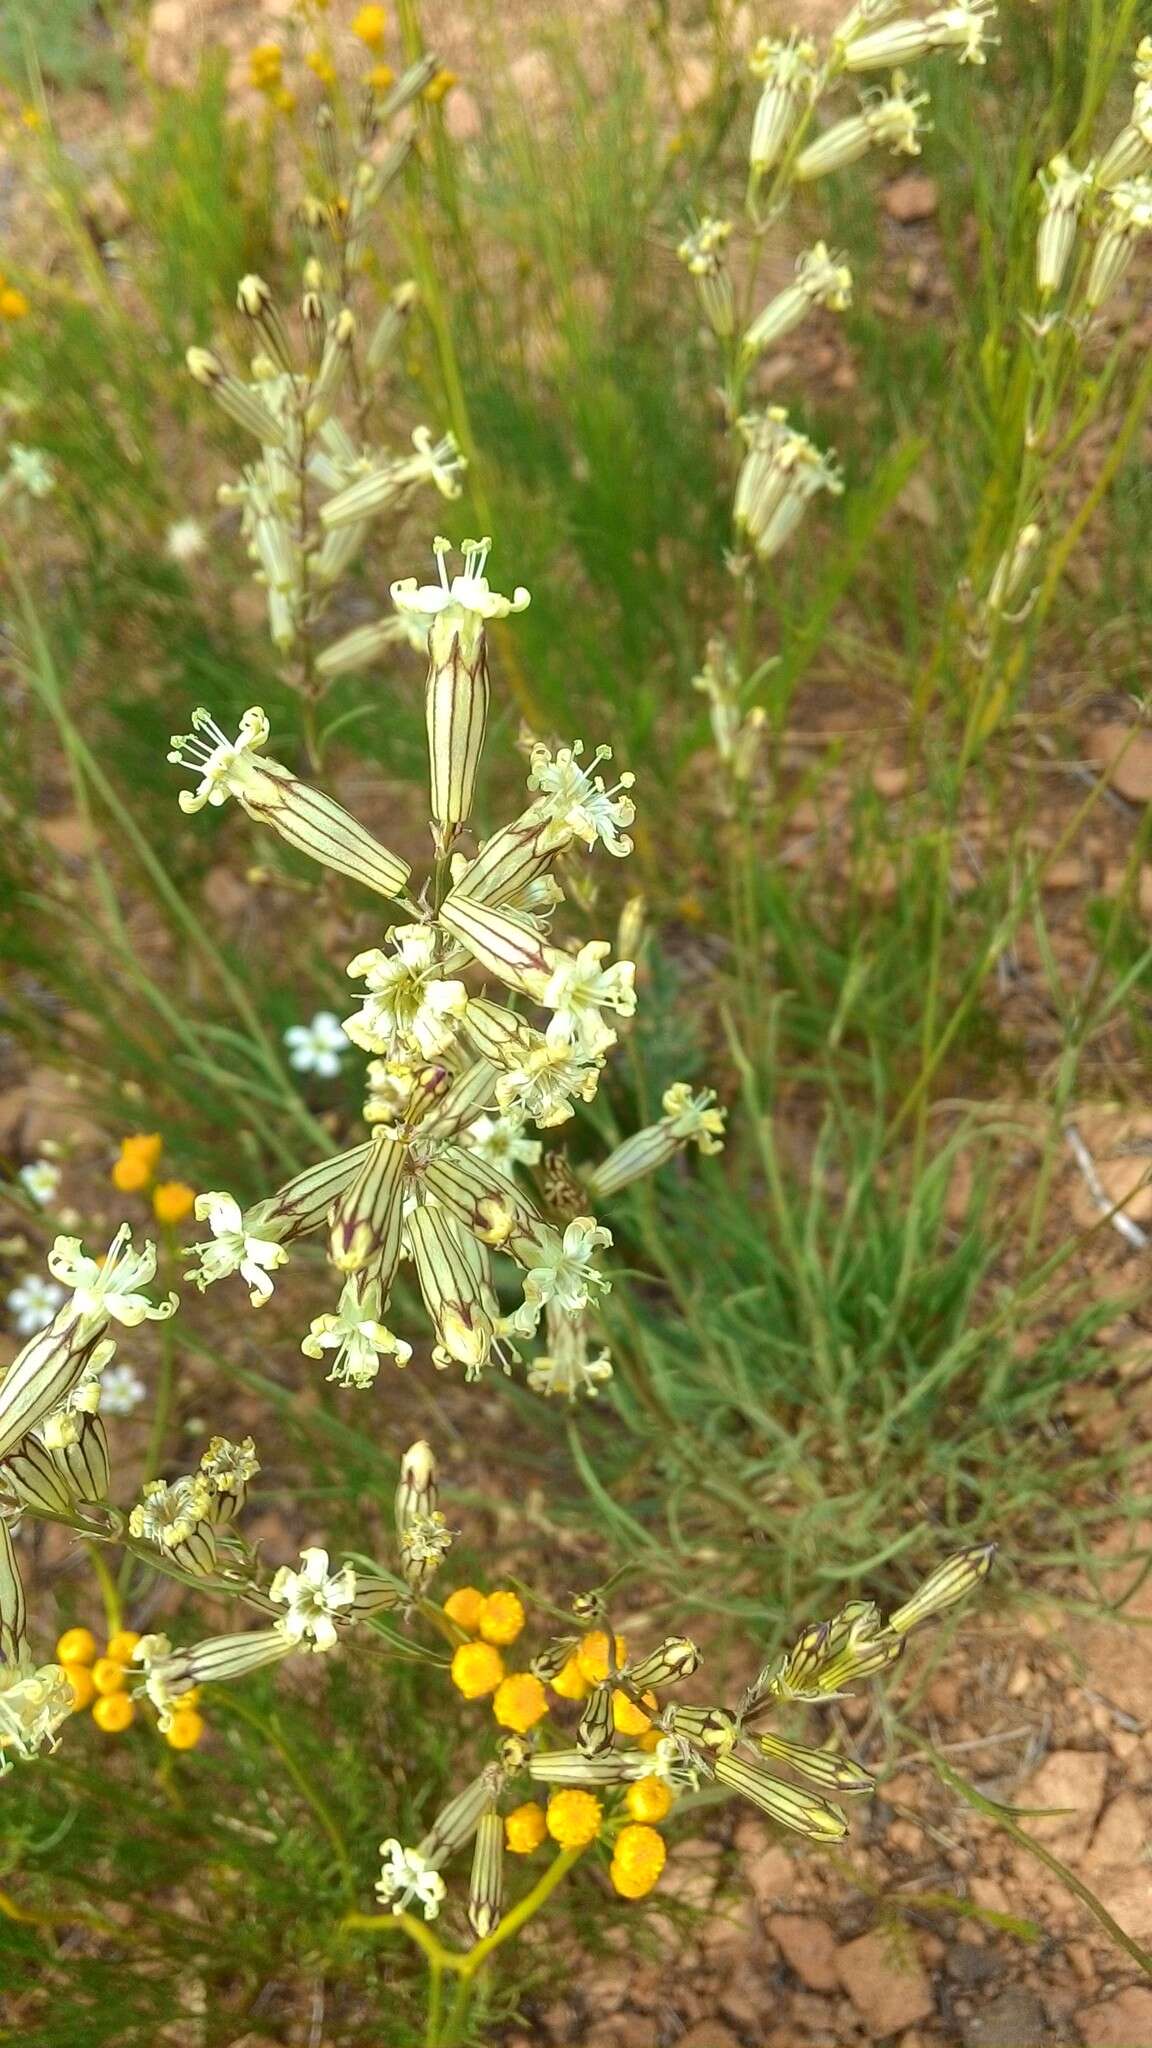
[85,1540,124,1641]
[345,1845,586,2045]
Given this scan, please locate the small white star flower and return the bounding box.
[376,1838,448,1921]
[284,1010,347,1078]
[7,445,55,499]
[7,1274,65,1337]
[526,741,636,857]
[187,1192,288,1306]
[301,1276,413,1388]
[466,1114,543,1173]
[542,943,637,1058]
[512,1216,613,1336]
[17,1160,60,1207]
[165,517,207,563]
[98,1362,148,1416]
[344,925,468,1061]
[390,535,529,628]
[269,1547,357,1651]
[48,1225,178,1334]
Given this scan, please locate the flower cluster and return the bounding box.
[170,535,725,1394]
[373,1534,994,1926]
[110,1132,195,1228]
[53,1624,206,1748]
[187,38,466,701]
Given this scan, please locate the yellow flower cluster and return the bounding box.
[55,1626,205,1748]
[110,1133,195,1227]
[248,41,296,112]
[446,1585,548,1731]
[610,1822,666,1898]
[351,4,387,46]
[0,269,29,322]
[248,42,283,93]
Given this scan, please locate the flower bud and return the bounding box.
[985,521,1043,616]
[677,218,735,337]
[185,347,286,445]
[1036,153,1093,298]
[468,1808,505,1939]
[713,1753,848,1839]
[887,1542,995,1635]
[1098,78,1152,191]
[366,280,419,373]
[316,617,409,678]
[0,1518,27,1663]
[627,1636,702,1688]
[306,308,357,429]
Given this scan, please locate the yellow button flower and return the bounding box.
[249,42,283,92]
[504,1801,547,1855]
[0,287,29,321]
[443,1586,486,1634]
[492,1672,548,1733]
[92,1657,128,1696]
[545,1789,602,1849]
[153,1180,196,1226]
[477,1590,525,1646]
[105,1629,141,1664]
[576,1631,626,1686]
[111,1133,163,1192]
[625,1776,673,1824]
[164,1708,206,1750]
[612,1687,656,1736]
[610,1823,667,1898]
[306,50,337,86]
[65,1664,96,1710]
[352,4,388,46]
[549,1652,591,1702]
[92,1692,135,1733]
[370,63,396,91]
[423,69,456,104]
[56,1626,97,1665]
[450,1641,505,1699]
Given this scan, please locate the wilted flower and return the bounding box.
[748,33,820,175]
[794,72,930,180]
